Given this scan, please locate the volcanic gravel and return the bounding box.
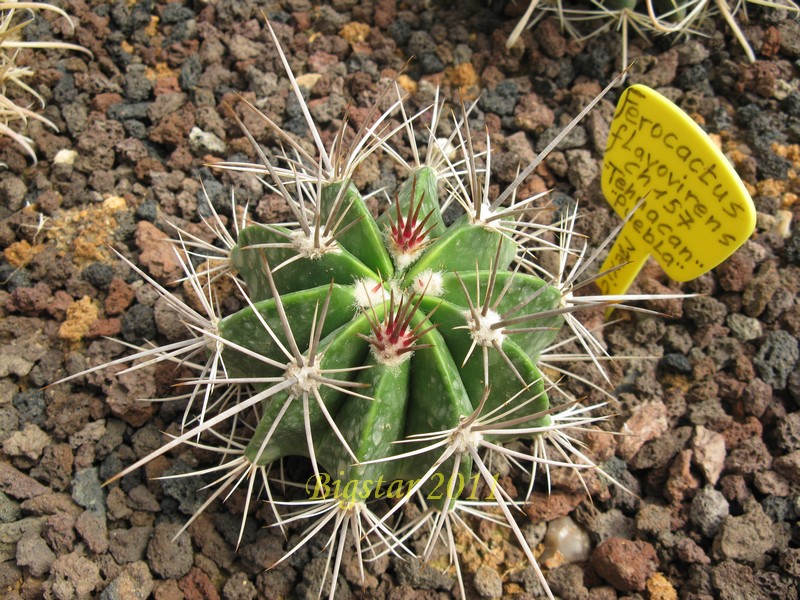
[1,0,799,599]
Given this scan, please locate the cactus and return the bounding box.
[58,21,687,600]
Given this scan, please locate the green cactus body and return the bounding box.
[219,164,566,506]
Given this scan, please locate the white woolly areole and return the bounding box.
[409,270,443,297]
[449,426,482,454]
[290,230,339,259]
[390,246,425,271]
[284,356,322,398]
[371,339,414,368]
[432,137,457,162]
[353,278,388,309]
[464,308,506,347]
[470,201,503,229]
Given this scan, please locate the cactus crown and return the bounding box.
[59,21,688,600]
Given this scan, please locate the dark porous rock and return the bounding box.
[713,500,776,564]
[47,552,101,600]
[81,262,114,290]
[779,547,800,578]
[724,435,773,476]
[12,389,47,428]
[124,65,153,102]
[187,513,235,570]
[479,80,519,117]
[0,461,49,500]
[31,443,74,492]
[773,411,800,452]
[239,532,284,574]
[256,567,295,600]
[629,426,692,471]
[16,531,56,578]
[223,571,258,600]
[473,564,504,599]
[121,303,157,345]
[714,252,756,292]
[689,486,730,537]
[576,508,636,544]
[743,261,781,317]
[773,450,800,483]
[109,526,152,565]
[160,460,208,516]
[0,491,21,523]
[659,353,692,374]
[75,509,108,554]
[754,330,799,389]
[147,522,194,580]
[590,538,658,593]
[42,512,77,555]
[71,468,105,517]
[545,563,589,600]
[684,296,728,326]
[711,559,761,600]
[392,556,455,591]
[99,561,154,600]
[674,536,711,565]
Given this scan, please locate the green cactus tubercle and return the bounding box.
[217,162,566,508]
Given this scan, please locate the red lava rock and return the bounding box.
[149,105,196,147]
[75,510,109,554]
[86,318,122,338]
[773,450,800,484]
[187,513,235,570]
[639,277,683,319]
[675,537,711,565]
[76,118,125,170]
[135,221,183,284]
[106,365,158,427]
[374,0,397,29]
[618,401,669,461]
[753,470,791,496]
[92,92,122,113]
[738,60,782,98]
[0,460,49,499]
[153,579,184,600]
[105,278,135,315]
[524,490,585,523]
[292,11,312,30]
[720,474,752,504]
[43,512,77,555]
[6,283,51,314]
[514,93,555,133]
[19,492,81,517]
[590,538,658,592]
[535,19,567,58]
[762,26,781,57]
[308,50,340,73]
[179,567,221,600]
[692,426,726,486]
[725,436,773,476]
[721,416,762,450]
[665,450,700,504]
[715,251,755,292]
[636,49,679,87]
[135,156,168,180]
[48,552,101,598]
[47,290,74,321]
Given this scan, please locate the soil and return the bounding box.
[1,1,799,599]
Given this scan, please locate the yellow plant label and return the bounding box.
[596,84,755,301]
